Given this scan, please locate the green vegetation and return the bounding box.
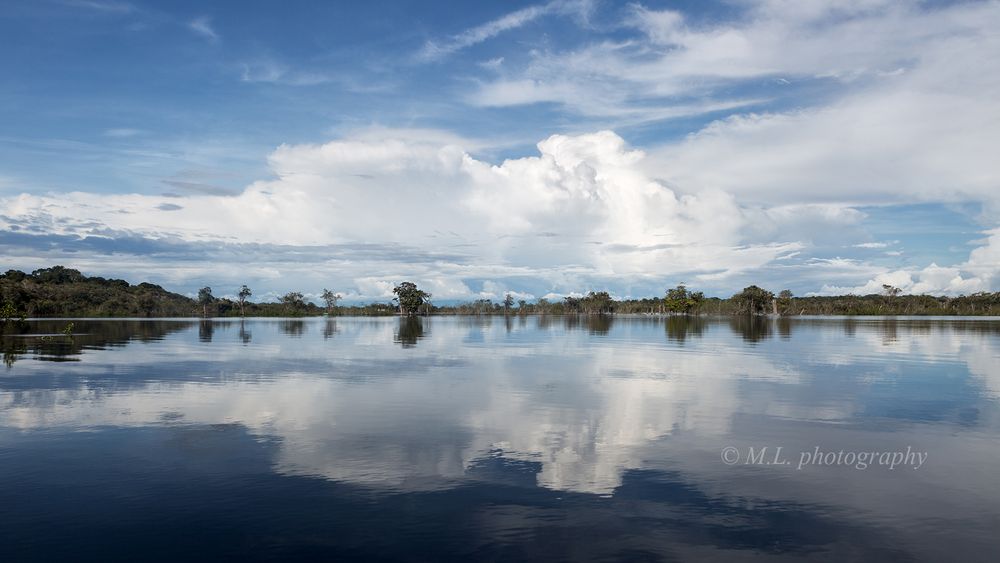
[664,285,705,315]
[280,292,307,316]
[2,266,1000,319]
[731,285,775,316]
[1,266,197,318]
[198,287,214,317]
[392,281,431,316]
[237,285,252,317]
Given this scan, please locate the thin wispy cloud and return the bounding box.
[418,0,591,61]
[188,16,218,41]
[62,0,134,13]
[103,128,143,138]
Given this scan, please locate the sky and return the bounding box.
[1,0,998,303]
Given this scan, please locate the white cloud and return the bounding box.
[853,241,897,249]
[188,16,218,41]
[418,0,593,61]
[7,2,1000,297]
[0,129,828,297]
[471,0,1000,138]
[62,0,134,13]
[103,128,143,138]
[814,230,1000,295]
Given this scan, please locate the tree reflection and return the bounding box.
[199,320,214,343]
[559,314,614,335]
[843,317,858,337]
[665,316,707,344]
[2,320,191,366]
[280,320,306,337]
[584,314,613,335]
[880,318,898,344]
[729,316,774,343]
[323,319,339,340]
[777,317,792,340]
[238,320,252,344]
[3,338,27,368]
[394,316,425,348]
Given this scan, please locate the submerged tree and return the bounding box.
[1,302,24,324]
[321,289,341,315]
[281,292,306,316]
[237,285,252,317]
[581,291,614,314]
[732,285,775,316]
[392,282,430,316]
[198,287,214,317]
[664,285,705,315]
[777,289,794,315]
[503,293,515,315]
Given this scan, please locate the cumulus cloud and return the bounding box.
[5,2,1000,297]
[467,0,1000,211]
[0,129,826,298]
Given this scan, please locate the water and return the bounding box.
[1,316,999,561]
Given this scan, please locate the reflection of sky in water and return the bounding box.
[2,317,1000,561]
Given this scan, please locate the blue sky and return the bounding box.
[1,0,998,302]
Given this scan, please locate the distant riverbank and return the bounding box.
[3,266,999,320]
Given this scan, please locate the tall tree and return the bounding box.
[198,287,214,317]
[392,282,430,316]
[321,289,341,315]
[777,289,793,315]
[503,293,515,315]
[281,292,306,316]
[237,285,252,317]
[732,285,774,316]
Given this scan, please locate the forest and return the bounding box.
[2,266,999,320]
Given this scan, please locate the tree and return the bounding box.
[732,285,774,316]
[777,289,794,315]
[1,302,24,324]
[198,287,214,317]
[581,291,613,314]
[281,292,306,316]
[392,282,430,316]
[237,285,252,317]
[321,289,341,315]
[503,293,515,315]
[664,285,705,315]
[882,284,901,298]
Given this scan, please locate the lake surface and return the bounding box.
[2,316,999,561]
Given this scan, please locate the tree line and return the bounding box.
[3,266,1000,320]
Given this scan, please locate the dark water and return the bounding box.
[2,316,999,562]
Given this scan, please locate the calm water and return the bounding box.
[2,316,999,561]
